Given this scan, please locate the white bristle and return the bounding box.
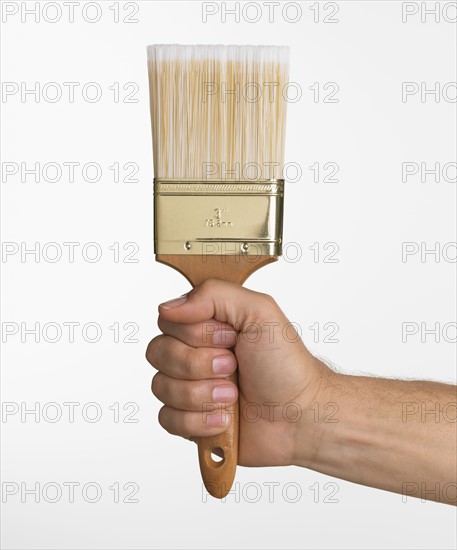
[147,44,289,180]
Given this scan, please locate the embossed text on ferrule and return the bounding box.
[205,208,233,228]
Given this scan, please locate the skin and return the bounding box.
[146,279,457,505]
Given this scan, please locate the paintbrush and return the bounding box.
[147,44,289,499]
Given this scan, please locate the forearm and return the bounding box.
[295,370,457,504]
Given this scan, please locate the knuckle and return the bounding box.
[250,292,278,322]
[151,372,162,397]
[180,414,194,438]
[183,347,198,377]
[146,335,163,367]
[184,381,202,407]
[157,405,169,430]
[157,316,174,336]
[184,347,212,378]
[199,278,219,294]
[260,291,277,308]
[157,316,166,333]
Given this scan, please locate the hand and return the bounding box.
[146,279,332,467]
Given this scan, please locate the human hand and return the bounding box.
[146,279,333,467]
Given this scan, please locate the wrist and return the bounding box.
[291,361,344,469]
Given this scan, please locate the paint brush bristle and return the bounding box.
[147,44,289,180]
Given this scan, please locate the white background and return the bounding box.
[1,1,456,549]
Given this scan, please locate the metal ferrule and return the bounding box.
[154,179,284,256]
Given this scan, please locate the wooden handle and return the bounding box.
[156,254,276,499]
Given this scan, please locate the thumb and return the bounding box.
[158,279,279,331]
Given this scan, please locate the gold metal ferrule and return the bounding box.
[154,179,284,256]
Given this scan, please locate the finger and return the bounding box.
[158,405,231,438]
[146,335,237,379]
[157,317,238,348]
[152,373,238,410]
[158,279,279,330]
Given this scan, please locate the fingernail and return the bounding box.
[212,355,234,374]
[159,294,188,309]
[212,330,237,346]
[212,385,236,402]
[206,412,227,427]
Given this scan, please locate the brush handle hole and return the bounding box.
[206,447,225,468]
